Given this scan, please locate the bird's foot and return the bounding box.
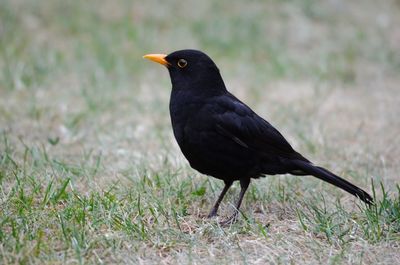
[207,208,218,218]
[219,212,239,226]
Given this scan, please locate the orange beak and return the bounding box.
[143,53,169,66]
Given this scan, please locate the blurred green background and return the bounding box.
[1,0,399,156]
[2,0,399,88]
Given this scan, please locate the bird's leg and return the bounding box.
[207,180,233,218]
[220,178,250,226]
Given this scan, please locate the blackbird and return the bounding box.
[143,49,373,224]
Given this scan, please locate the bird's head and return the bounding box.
[143,49,226,94]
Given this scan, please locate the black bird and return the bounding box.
[143,49,373,224]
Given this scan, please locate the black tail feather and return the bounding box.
[291,160,373,205]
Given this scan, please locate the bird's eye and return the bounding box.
[177,59,187,68]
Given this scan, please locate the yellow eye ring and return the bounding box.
[177,59,187,68]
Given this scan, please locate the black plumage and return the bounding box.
[144,49,373,224]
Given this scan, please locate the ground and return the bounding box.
[0,0,400,264]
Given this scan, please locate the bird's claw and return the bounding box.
[219,212,239,226]
[207,209,218,218]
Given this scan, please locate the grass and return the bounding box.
[1,0,400,264]
[1,143,399,263]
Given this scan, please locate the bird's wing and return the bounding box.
[212,94,306,160]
